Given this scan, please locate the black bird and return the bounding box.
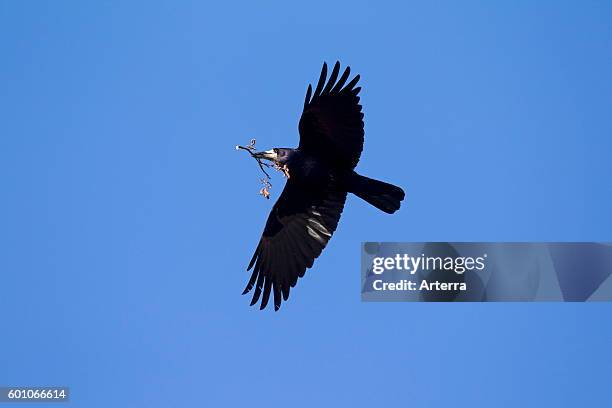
[243,62,405,310]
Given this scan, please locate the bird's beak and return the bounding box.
[254,149,278,162]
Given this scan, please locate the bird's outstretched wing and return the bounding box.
[299,61,364,170]
[243,176,347,311]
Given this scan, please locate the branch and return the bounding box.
[235,139,274,180]
[236,139,274,199]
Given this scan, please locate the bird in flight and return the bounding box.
[242,62,405,311]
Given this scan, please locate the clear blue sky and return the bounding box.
[1,1,611,407]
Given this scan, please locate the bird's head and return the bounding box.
[253,148,294,165]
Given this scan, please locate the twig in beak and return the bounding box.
[236,139,274,180]
[259,178,272,199]
[237,139,291,199]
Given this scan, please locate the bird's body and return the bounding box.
[276,148,329,185]
[242,62,405,310]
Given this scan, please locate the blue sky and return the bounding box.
[1,1,611,406]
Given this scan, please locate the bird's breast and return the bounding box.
[287,156,330,186]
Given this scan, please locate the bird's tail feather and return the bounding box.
[348,173,405,214]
